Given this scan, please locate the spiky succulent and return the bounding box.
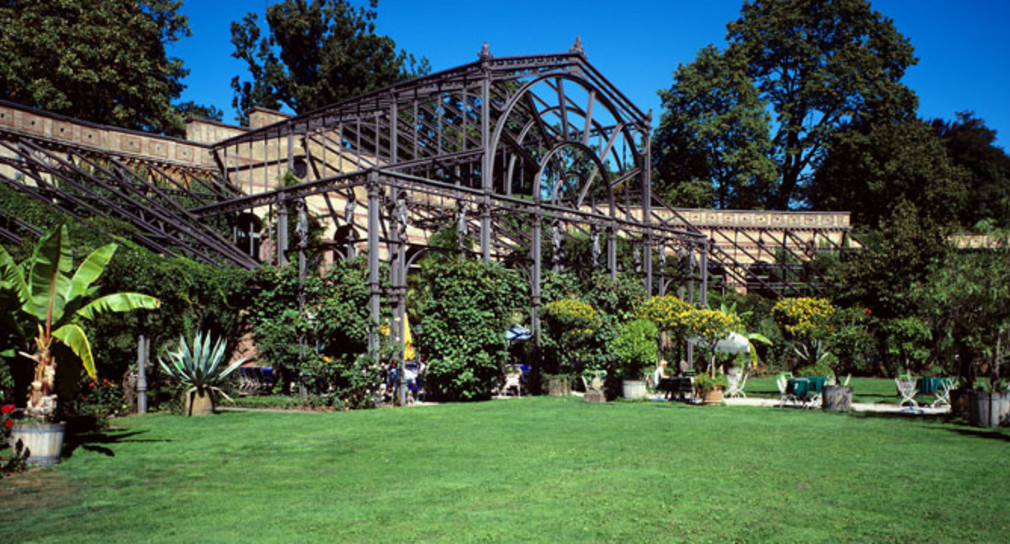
[159,331,246,401]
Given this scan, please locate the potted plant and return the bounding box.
[693,372,728,404]
[773,297,855,411]
[540,299,602,397]
[0,226,159,465]
[159,331,247,416]
[611,319,658,399]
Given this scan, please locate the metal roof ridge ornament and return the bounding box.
[478,41,493,61]
[570,36,585,57]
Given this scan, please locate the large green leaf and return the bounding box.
[26,225,73,325]
[0,244,29,308]
[67,243,118,307]
[52,323,96,380]
[76,293,161,321]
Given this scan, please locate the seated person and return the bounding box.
[654,359,670,399]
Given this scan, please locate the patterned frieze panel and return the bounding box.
[0,102,213,169]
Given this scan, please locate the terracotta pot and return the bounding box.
[702,387,724,404]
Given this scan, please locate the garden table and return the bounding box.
[787,377,827,408]
[659,377,694,402]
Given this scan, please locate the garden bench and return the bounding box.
[238,367,275,396]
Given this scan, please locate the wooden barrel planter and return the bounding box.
[9,421,66,466]
[547,376,571,397]
[822,385,853,412]
[969,391,1010,427]
[950,388,971,420]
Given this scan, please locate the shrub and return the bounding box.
[611,319,659,379]
[636,295,694,336]
[541,298,604,376]
[248,257,385,402]
[414,258,527,402]
[772,297,836,339]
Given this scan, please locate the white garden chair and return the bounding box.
[895,375,918,409]
[932,377,956,408]
[776,372,794,407]
[500,365,523,397]
[726,371,748,399]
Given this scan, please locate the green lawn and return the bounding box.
[3,397,1009,543]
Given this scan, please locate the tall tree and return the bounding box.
[0,0,203,136]
[230,0,428,124]
[809,118,967,229]
[653,45,777,209]
[725,0,919,208]
[931,112,1010,229]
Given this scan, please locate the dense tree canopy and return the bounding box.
[653,45,777,209]
[654,0,919,210]
[0,0,207,136]
[728,0,919,208]
[230,0,429,124]
[809,118,967,229]
[931,113,1010,229]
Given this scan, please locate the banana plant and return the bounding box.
[718,301,772,368]
[0,225,160,420]
[158,331,247,410]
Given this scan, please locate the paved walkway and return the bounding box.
[722,396,950,415]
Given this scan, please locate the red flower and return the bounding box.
[4,419,12,429]
[864,308,872,315]
[1,404,13,415]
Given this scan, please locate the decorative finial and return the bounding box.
[478,41,493,61]
[570,36,585,56]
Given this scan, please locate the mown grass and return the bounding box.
[2,396,1008,543]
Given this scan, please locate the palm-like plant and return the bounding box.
[159,331,246,415]
[0,225,160,420]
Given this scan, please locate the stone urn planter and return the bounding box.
[9,421,66,466]
[185,390,215,416]
[547,376,571,397]
[969,391,1010,427]
[822,385,853,412]
[621,379,648,400]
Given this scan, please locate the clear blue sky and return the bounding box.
[174,0,1010,148]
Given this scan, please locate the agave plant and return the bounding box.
[0,225,160,420]
[159,331,246,415]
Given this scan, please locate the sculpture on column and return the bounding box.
[591,227,601,269]
[551,220,563,270]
